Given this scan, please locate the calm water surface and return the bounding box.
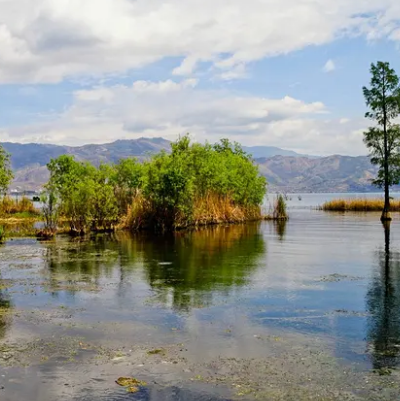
[1,193,400,400]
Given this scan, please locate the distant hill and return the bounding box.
[256,155,378,192]
[243,145,316,159]
[2,138,171,191]
[1,138,378,193]
[2,137,171,170]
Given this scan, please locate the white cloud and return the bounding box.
[218,64,248,81]
[0,0,400,83]
[1,78,368,156]
[323,59,336,73]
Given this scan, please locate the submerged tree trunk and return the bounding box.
[382,179,391,221]
[381,108,392,222]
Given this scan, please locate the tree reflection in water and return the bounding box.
[0,285,12,340]
[42,224,266,312]
[273,220,287,241]
[367,221,400,370]
[141,223,266,311]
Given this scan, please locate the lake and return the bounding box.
[1,193,400,400]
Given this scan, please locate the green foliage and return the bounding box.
[40,190,59,234]
[46,136,267,233]
[363,61,400,216]
[0,146,13,195]
[92,164,119,230]
[363,62,400,126]
[139,135,267,229]
[364,125,400,187]
[112,158,143,213]
[47,156,117,233]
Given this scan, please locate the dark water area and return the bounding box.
[2,193,400,399]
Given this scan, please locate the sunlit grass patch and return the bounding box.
[320,198,400,212]
[0,196,40,217]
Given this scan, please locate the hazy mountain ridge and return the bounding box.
[256,155,378,192]
[1,139,378,193]
[2,137,172,169]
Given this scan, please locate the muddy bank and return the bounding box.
[0,303,399,400]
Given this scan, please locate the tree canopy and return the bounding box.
[363,61,400,221]
[46,136,267,233]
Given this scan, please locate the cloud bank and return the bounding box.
[1,79,367,155]
[0,0,400,83]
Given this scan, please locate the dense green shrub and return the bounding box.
[46,136,268,233]
[131,135,267,230]
[47,156,118,234]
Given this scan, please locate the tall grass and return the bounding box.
[0,196,39,216]
[321,198,400,212]
[124,192,263,231]
[0,226,5,243]
[192,193,262,226]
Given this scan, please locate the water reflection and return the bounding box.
[44,235,119,296]
[273,220,287,241]
[366,221,400,370]
[140,224,265,311]
[0,285,12,340]
[43,224,265,311]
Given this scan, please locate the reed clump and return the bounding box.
[124,192,263,231]
[321,198,400,212]
[272,194,289,220]
[0,196,39,217]
[192,193,262,226]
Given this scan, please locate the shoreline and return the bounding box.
[0,214,289,240]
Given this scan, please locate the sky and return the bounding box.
[0,0,399,156]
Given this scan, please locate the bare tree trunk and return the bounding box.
[381,84,392,222]
[382,173,391,221]
[382,129,391,221]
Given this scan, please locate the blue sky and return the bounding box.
[0,0,400,156]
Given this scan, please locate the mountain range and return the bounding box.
[1,138,377,193]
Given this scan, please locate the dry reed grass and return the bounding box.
[122,194,153,231]
[321,198,400,212]
[192,193,262,227]
[0,196,39,216]
[123,192,263,231]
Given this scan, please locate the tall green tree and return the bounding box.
[0,145,13,195]
[363,61,400,221]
